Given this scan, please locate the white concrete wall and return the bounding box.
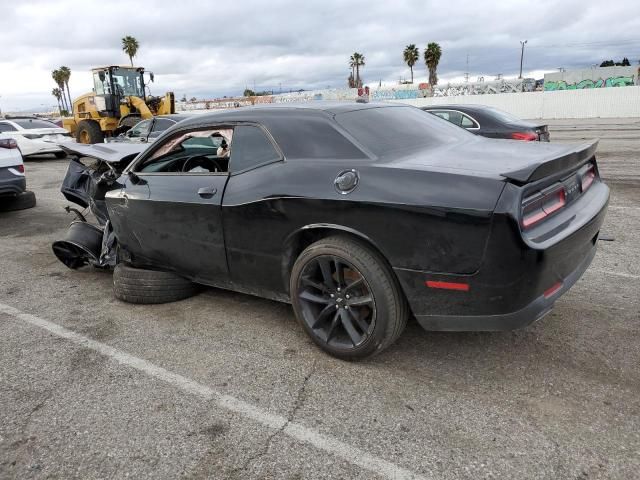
[392,86,640,119]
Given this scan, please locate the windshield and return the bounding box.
[335,106,471,157]
[94,68,144,97]
[12,119,59,129]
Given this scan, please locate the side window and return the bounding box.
[0,122,17,132]
[460,114,479,129]
[151,118,175,134]
[432,111,449,121]
[264,116,367,159]
[446,111,463,126]
[135,128,232,174]
[229,126,281,172]
[127,120,152,138]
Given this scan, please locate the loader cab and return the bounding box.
[92,66,147,116]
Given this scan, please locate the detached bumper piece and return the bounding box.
[52,221,109,269]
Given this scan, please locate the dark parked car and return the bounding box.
[422,104,550,141]
[54,102,608,359]
[110,114,192,144]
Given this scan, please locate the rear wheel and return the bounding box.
[113,263,199,304]
[0,191,36,212]
[75,120,104,144]
[290,236,408,360]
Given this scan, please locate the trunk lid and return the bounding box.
[385,137,597,184]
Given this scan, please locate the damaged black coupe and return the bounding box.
[54,103,609,359]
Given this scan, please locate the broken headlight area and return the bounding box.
[53,155,126,269]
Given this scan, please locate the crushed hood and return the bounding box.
[61,142,147,163]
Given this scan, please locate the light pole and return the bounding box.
[519,40,528,79]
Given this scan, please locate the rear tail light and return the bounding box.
[580,164,596,192]
[0,138,18,149]
[425,280,470,291]
[16,164,25,173]
[511,132,538,141]
[522,185,566,229]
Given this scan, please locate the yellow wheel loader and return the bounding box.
[63,66,175,144]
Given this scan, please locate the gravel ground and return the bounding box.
[0,118,638,479]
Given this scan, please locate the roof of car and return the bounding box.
[421,104,492,112]
[156,114,193,121]
[174,101,406,128]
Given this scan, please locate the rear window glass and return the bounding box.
[483,106,523,124]
[12,119,59,129]
[264,115,367,159]
[336,106,469,157]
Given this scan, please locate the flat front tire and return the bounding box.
[113,264,199,304]
[290,236,408,360]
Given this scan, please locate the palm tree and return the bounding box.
[51,69,68,112]
[348,56,356,87]
[350,52,365,88]
[424,42,442,86]
[403,44,419,83]
[51,88,63,114]
[122,36,140,66]
[59,66,72,113]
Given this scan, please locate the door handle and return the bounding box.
[197,186,217,198]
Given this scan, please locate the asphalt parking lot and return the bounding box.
[1,118,639,479]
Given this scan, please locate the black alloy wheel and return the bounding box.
[297,255,376,349]
[290,236,408,360]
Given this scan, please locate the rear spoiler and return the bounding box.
[501,140,598,183]
[60,143,147,163]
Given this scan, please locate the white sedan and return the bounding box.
[0,137,36,211]
[0,117,72,157]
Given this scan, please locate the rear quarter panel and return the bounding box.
[221,158,505,295]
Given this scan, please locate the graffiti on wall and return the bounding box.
[544,76,635,91]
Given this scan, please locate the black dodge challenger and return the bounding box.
[55,102,609,359]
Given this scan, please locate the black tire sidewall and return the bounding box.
[112,263,198,304]
[0,191,36,212]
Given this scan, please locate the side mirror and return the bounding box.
[98,71,106,82]
[149,72,155,82]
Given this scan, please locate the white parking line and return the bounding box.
[0,302,426,480]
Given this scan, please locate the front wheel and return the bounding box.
[75,120,104,144]
[290,236,408,360]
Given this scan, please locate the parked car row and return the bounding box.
[0,117,71,158]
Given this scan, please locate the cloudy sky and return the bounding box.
[1,0,639,111]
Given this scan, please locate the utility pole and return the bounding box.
[519,40,528,79]
[464,53,469,83]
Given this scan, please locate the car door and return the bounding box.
[220,124,285,290]
[107,127,231,284]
